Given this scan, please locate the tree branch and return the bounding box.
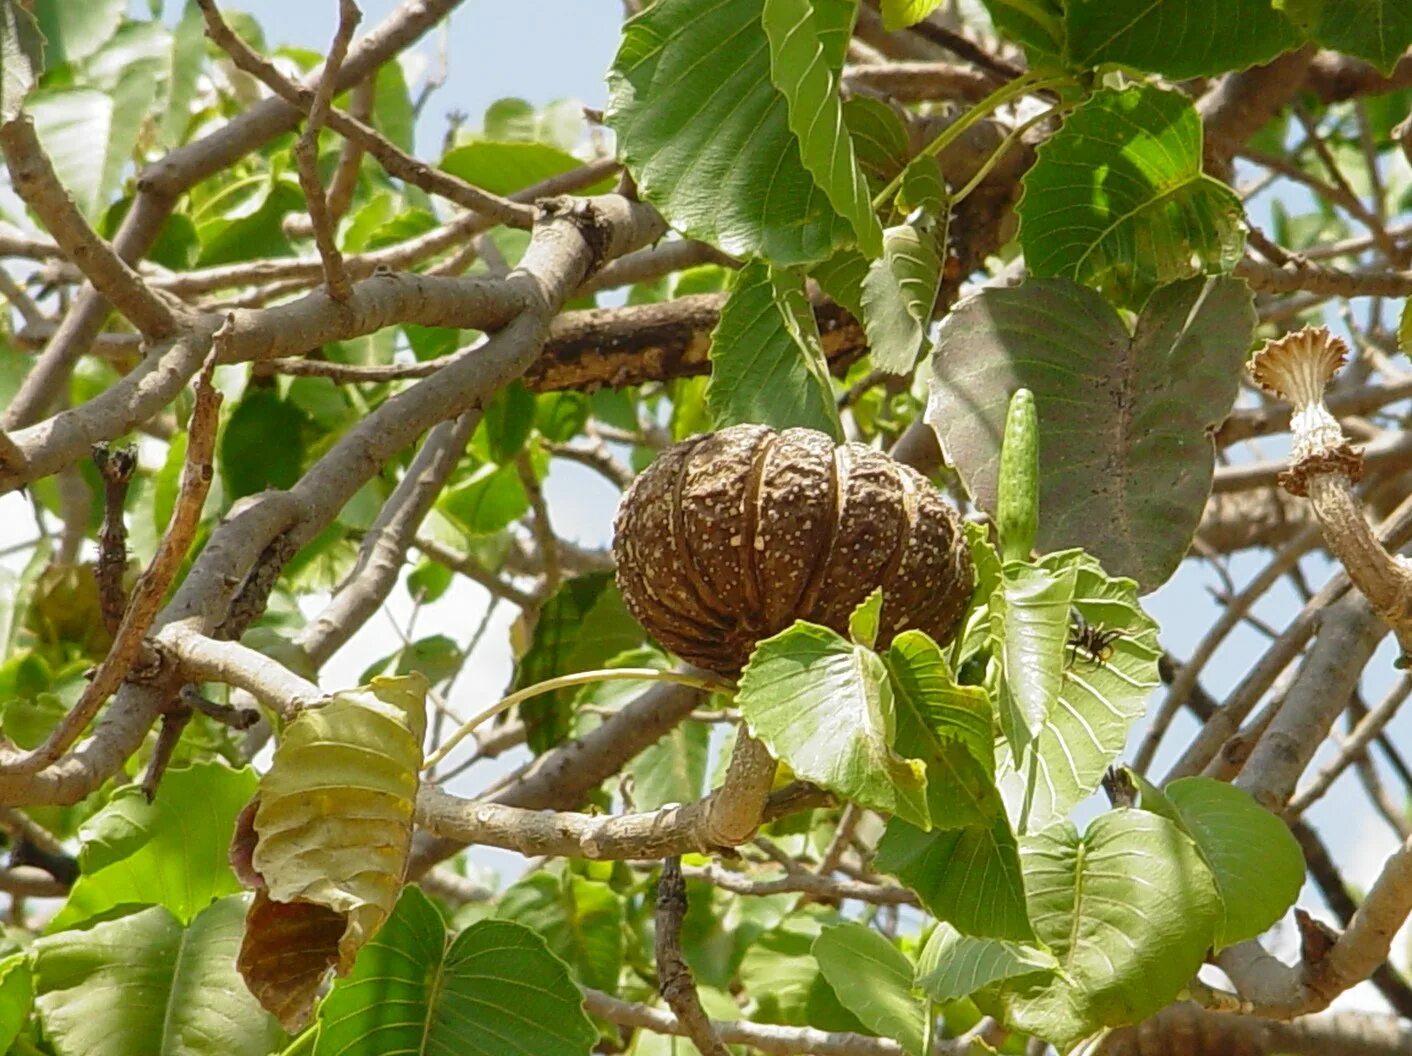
[289,0,361,301]
[1099,1003,1412,1056]
[684,861,916,905]
[297,411,482,667]
[415,735,791,860]
[0,116,177,339]
[655,856,731,1056]
[585,988,966,1056]
[197,0,535,228]
[0,337,222,775]
[2,0,471,430]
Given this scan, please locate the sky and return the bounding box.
[2,0,1406,999]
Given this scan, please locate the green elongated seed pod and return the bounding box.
[997,388,1039,563]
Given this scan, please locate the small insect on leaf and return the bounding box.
[1065,610,1126,670]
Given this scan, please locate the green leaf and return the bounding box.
[1276,0,1412,75]
[844,96,912,192]
[994,551,1159,831]
[34,898,285,1056]
[813,924,925,1056]
[915,922,1056,1003]
[516,576,644,753]
[496,871,624,993]
[1017,85,1246,307]
[439,140,615,196]
[1146,777,1305,948]
[316,887,595,1056]
[881,0,945,30]
[1000,812,1220,1051]
[146,211,199,271]
[359,634,463,687]
[707,261,843,441]
[33,0,123,66]
[673,264,732,296]
[898,154,946,215]
[738,912,871,1032]
[0,0,42,122]
[988,563,1075,763]
[1,691,65,750]
[253,674,428,973]
[536,391,591,442]
[1066,0,1302,78]
[810,248,868,318]
[884,630,999,830]
[982,0,1064,61]
[28,83,148,219]
[196,176,303,267]
[83,21,167,91]
[479,381,537,463]
[373,58,415,152]
[607,0,857,264]
[221,389,308,499]
[483,97,536,141]
[861,216,945,374]
[927,276,1256,590]
[628,718,709,812]
[763,0,882,257]
[50,762,258,932]
[159,0,204,147]
[1402,298,1412,357]
[739,622,929,828]
[407,558,453,603]
[875,817,1031,940]
[0,953,32,1052]
[849,589,884,650]
[440,461,527,535]
[75,789,158,875]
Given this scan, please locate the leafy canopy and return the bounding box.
[7,0,1383,1052]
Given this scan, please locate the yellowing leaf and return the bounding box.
[881,0,945,30]
[239,674,428,1029]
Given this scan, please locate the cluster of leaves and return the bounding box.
[594,0,1356,1048]
[0,692,598,1056]
[0,0,619,770]
[731,553,1302,1050]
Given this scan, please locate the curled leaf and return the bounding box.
[236,674,428,1029]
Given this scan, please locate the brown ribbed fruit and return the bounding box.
[612,424,974,675]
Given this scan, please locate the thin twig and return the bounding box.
[685,859,915,905]
[905,17,1024,81]
[139,705,192,802]
[544,438,635,489]
[519,451,561,602]
[1287,676,1412,816]
[0,325,225,775]
[92,443,137,638]
[291,0,361,301]
[655,856,731,1056]
[1292,102,1399,260]
[413,534,538,609]
[197,0,536,228]
[0,267,43,327]
[585,988,924,1056]
[0,117,176,338]
[1134,524,1321,773]
[285,76,374,238]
